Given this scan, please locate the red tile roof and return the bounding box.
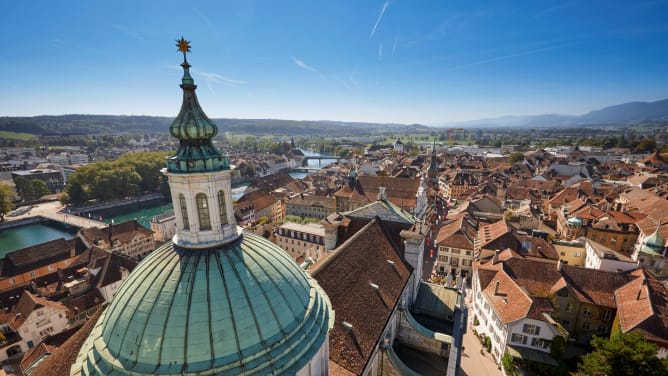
[614,269,668,345]
[311,218,411,375]
[334,176,420,209]
[560,265,635,308]
[30,309,103,376]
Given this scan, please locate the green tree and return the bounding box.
[508,152,525,164]
[14,176,32,201]
[501,354,518,376]
[241,164,255,177]
[577,332,668,376]
[29,180,50,201]
[0,183,16,221]
[550,335,566,360]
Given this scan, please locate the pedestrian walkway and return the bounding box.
[460,294,503,376]
[40,211,106,229]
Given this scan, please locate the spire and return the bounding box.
[167,37,230,173]
[429,138,438,172]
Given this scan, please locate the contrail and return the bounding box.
[370,1,389,38]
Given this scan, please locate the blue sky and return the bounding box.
[2,0,668,125]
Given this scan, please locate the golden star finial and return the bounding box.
[176,37,191,53]
[176,37,191,62]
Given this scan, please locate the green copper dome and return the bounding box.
[166,42,229,173]
[72,232,332,375]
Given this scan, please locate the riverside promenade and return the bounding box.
[4,200,107,229]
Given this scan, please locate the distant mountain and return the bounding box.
[579,98,668,124]
[445,98,668,128]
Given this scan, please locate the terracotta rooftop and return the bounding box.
[560,264,636,308]
[1,237,85,275]
[479,219,511,249]
[30,309,103,376]
[234,188,279,211]
[334,175,420,209]
[480,268,534,324]
[79,220,152,247]
[615,269,668,346]
[435,214,475,250]
[11,291,69,328]
[311,218,411,375]
[247,170,305,194]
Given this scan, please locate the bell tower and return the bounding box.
[162,37,241,249]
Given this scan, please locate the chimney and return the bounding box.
[557,258,562,271]
[637,289,642,300]
[494,281,500,295]
[342,321,354,332]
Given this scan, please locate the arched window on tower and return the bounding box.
[179,193,189,230]
[196,193,212,230]
[218,190,228,226]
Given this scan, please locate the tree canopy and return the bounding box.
[508,152,525,164]
[0,183,16,221]
[62,152,169,206]
[14,177,50,202]
[577,332,668,376]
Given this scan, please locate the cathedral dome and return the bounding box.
[73,232,332,375]
[72,40,332,375]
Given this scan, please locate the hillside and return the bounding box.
[0,115,429,136]
[446,98,668,128]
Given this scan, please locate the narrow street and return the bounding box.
[460,290,503,376]
[422,197,448,282]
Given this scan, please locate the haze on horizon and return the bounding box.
[2,0,668,125]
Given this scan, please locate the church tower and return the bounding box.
[163,38,240,249]
[428,138,439,181]
[71,39,332,376]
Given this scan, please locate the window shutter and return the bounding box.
[523,336,527,344]
[535,326,540,335]
[523,324,528,333]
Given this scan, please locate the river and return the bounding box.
[0,223,75,257]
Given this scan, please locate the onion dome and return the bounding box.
[72,232,332,375]
[167,38,229,173]
[567,217,583,227]
[641,225,665,255]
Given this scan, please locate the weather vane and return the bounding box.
[176,37,191,62]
